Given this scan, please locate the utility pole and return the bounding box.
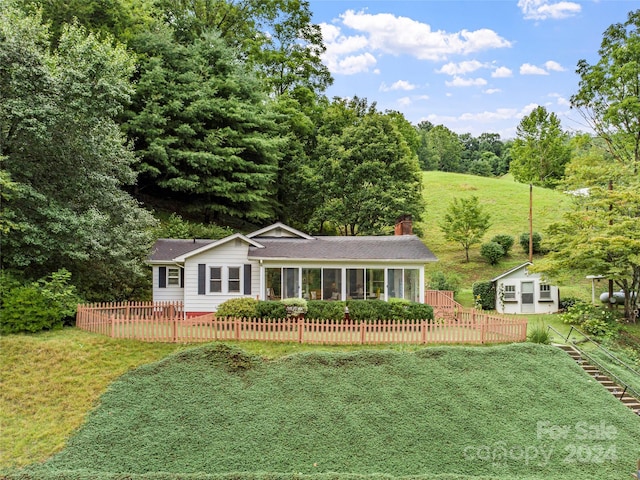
[529,184,533,263]
[608,180,614,309]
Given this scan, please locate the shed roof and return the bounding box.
[491,262,533,282]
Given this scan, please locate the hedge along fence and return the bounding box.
[75,302,527,345]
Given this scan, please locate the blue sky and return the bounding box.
[308,0,636,138]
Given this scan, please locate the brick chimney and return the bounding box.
[394,214,413,235]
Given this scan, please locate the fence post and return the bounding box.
[481,315,487,344]
[172,312,178,343]
[111,314,115,338]
[296,317,303,343]
[235,318,241,341]
[421,320,427,344]
[360,321,366,344]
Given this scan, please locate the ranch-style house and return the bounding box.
[148,218,438,315]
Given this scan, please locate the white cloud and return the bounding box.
[492,66,513,78]
[518,0,582,20]
[397,97,412,107]
[544,60,566,72]
[437,60,486,75]
[338,10,511,61]
[320,22,372,74]
[332,53,377,75]
[549,93,571,106]
[380,80,417,92]
[445,76,488,87]
[484,88,501,94]
[520,63,549,75]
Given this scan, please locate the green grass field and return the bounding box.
[12,342,639,480]
[419,172,592,303]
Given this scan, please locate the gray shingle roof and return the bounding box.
[148,239,216,262]
[149,235,437,263]
[249,236,437,262]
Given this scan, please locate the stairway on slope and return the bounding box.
[555,343,640,415]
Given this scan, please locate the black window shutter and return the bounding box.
[158,267,166,288]
[198,264,206,295]
[180,268,184,288]
[244,264,251,295]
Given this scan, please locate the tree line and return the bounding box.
[1,0,639,324]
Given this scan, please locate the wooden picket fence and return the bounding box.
[75,301,527,345]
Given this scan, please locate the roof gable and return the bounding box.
[247,222,314,240]
[174,233,263,261]
[491,262,534,282]
[149,234,263,263]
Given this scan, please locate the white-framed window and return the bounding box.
[210,267,222,293]
[228,267,241,293]
[504,284,516,301]
[167,268,180,286]
[540,284,551,300]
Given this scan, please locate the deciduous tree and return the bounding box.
[0,6,156,299]
[510,106,571,187]
[440,196,491,262]
[311,99,424,235]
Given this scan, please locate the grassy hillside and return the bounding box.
[0,329,428,469]
[17,343,639,480]
[418,172,590,302]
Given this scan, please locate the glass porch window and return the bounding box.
[346,268,365,299]
[388,269,403,299]
[404,269,419,302]
[366,268,385,299]
[322,268,342,300]
[302,268,321,300]
[283,268,299,299]
[265,268,281,300]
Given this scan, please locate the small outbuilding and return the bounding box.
[491,262,559,314]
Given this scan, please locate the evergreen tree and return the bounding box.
[124,27,283,224]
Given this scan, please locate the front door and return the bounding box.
[521,281,535,313]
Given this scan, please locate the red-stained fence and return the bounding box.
[76,301,527,345]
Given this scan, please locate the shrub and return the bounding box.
[519,231,543,254]
[0,269,81,334]
[480,241,505,265]
[281,297,307,317]
[472,281,496,310]
[347,299,391,321]
[216,297,258,318]
[558,301,620,337]
[491,234,514,255]
[429,271,462,295]
[255,301,287,320]
[559,296,581,312]
[389,298,434,321]
[307,300,346,321]
[527,321,550,344]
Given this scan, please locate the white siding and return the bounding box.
[495,268,559,314]
[183,240,258,313]
[152,265,185,303]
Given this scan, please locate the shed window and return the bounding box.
[540,284,551,300]
[504,285,516,300]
